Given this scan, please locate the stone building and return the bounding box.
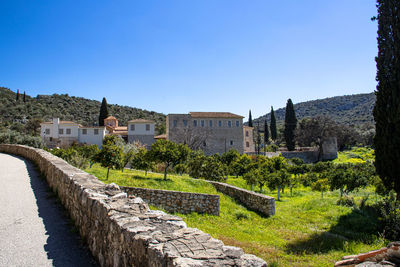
[104,116,128,141]
[166,112,244,155]
[127,119,156,148]
[243,125,255,153]
[40,118,108,148]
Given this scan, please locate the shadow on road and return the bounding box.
[16,155,99,267]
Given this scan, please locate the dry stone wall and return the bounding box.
[120,186,219,215]
[207,181,275,216]
[0,144,267,267]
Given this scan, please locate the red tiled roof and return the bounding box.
[128,119,155,123]
[104,116,117,120]
[189,112,244,119]
[41,121,81,125]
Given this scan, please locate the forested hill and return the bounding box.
[253,92,376,127]
[0,87,166,129]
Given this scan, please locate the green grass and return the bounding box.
[85,164,385,267]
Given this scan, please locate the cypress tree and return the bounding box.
[23,91,26,102]
[284,99,297,151]
[16,89,19,101]
[99,97,109,126]
[270,106,277,141]
[264,118,269,145]
[248,110,253,127]
[373,0,400,200]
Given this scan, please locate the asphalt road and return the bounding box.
[0,152,98,267]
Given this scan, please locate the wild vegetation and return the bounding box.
[0,86,166,133]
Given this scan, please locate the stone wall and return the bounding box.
[207,181,275,217]
[0,144,267,267]
[120,186,219,215]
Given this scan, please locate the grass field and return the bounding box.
[85,163,385,267]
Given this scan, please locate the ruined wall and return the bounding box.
[207,181,275,217]
[0,144,266,267]
[121,186,219,215]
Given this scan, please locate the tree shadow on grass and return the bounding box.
[285,206,380,255]
[131,174,174,182]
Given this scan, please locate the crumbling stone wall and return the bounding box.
[207,181,275,216]
[0,144,267,267]
[121,186,219,215]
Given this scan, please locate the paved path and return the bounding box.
[0,153,98,267]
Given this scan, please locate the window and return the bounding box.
[246,141,250,148]
[228,121,232,128]
[59,129,63,135]
[130,124,135,131]
[193,120,197,127]
[146,124,150,131]
[218,120,222,127]
[94,129,99,135]
[66,128,71,135]
[201,120,205,127]
[236,120,240,127]
[209,120,213,127]
[82,129,87,135]
[230,140,234,146]
[45,129,50,135]
[183,120,187,126]
[173,120,177,127]
[246,131,249,137]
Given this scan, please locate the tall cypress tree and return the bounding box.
[264,118,269,145]
[16,89,19,101]
[23,91,26,103]
[99,97,109,126]
[248,110,253,127]
[284,99,297,151]
[373,0,400,200]
[270,106,277,141]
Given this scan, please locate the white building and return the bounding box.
[40,118,108,148]
[127,119,155,148]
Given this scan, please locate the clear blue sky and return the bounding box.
[0,0,378,120]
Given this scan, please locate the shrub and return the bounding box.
[234,211,250,220]
[337,196,355,207]
[265,144,279,152]
[376,192,400,240]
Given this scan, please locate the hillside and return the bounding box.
[252,93,376,127]
[0,87,166,132]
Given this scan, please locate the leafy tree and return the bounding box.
[312,178,330,198]
[284,99,297,151]
[25,118,42,136]
[174,163,187,175]
[187,150,207,178]
[373,0,400,200]
[99,97,109,126]
[131,147,152,175]
[199,155,227,181]
[268,170,289,201]
[232,154,252,177]
[270,106,277,141]
[248,109,253,127]
[121,142,141,172]
[97,144,124,179]
[296,116,338,160]
[243,168,261,191]
[264,118,269,150]
[102,134,125,147]
[287,162,308,197]
[147,140,180,180]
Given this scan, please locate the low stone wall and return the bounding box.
[207,181,275,217]
[280,150,320,163]
[121,186,219,215]
[0,145,266,267]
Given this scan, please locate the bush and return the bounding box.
[337,196,355,207]
[0,129,43,148]
[265,144,279,152]
[376,192,400,240]
[235,211,250,220]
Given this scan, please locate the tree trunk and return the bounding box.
[106,168,110,180]
[145,170,147,176]
[282,187,284,194]
[164,164,169,180]
[277,186,281,201]
[290,185,293,197]
[340,188,343,198]
[259,185,263,193]
[321,191,323,199]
